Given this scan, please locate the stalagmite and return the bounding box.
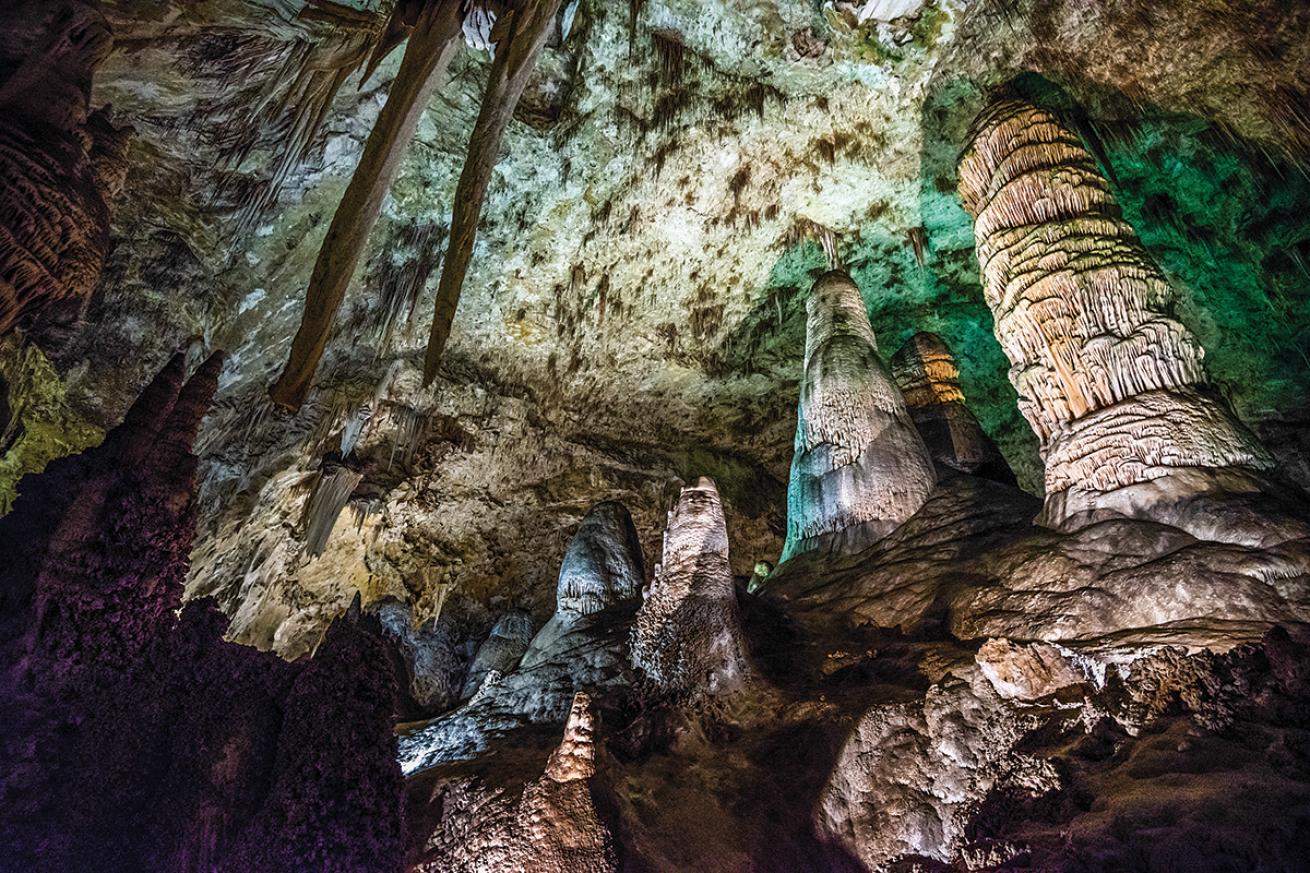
[417,691,617,873]
[1,350,221,679]
[0,353,405,872]
[0,1,130,337]
[376,599,464,712]
[269,0,464,410]
[890,331,1015,484]
[780,271,936,562]
[630,477,753,698]
[958,97,1279,531]
[461,608,536,699]
[521,500,645,666]
[509,691,617,873]
[422,0,567,385]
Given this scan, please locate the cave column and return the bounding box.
[889,331,1015,485]
[958,97,1276,530]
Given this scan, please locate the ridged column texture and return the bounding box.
[958,98,1273,519]
[0,2,129,336]
[781,271,936,561]
[890,331,1015,485]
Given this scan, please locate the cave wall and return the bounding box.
[0,0,1306,653]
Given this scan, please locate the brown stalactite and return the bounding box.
[422,0,566,386]
[268,0,463,411]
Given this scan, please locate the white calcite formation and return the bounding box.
[460,609,536,700]
[521,500,645,667]
[781,271,936,562]
[631,477,753,698]
[890,331,1015,484]
[958,97,1278,532]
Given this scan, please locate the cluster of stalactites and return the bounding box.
[957,97,1273,506]
[631,477,753,698]
[781,272,936,561]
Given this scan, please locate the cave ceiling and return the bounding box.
[2,0,1309,655]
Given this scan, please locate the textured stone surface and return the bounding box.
[782,271,935,561]
[461,608,535,700]
[4,4,1310,867]
[958,97,1289,535]
[377,599,466,713]
[415,691,617,873]
[891,331,1014,484]
[0,353,404,873]
[0,1,129,337]
[631,476,754,697]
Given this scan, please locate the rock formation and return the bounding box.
[630,477,753,698]
[0,1,130,338]
[524,499,645,663]
[377,599,465,713]
[398,499,645,774]
[781,271,936,562]
[0,353,405,872]
[269,0,464,409]
[890,331,1015,484]
[461,608,536,699]
[958,97,1296,538]
[271,0,567,409]
[414,691,617,873]
[423,0,567,385]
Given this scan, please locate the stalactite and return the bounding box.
[299,465,363,557]
[783,218,841,268]
[368,220,446,344]
[906,226,927,267]
[781,272,936,562]
[388,404,429,469]
[423,0,567,385]
[339,402,372,457]
[958,97,1276,526]
[270,0,464,410]
[630,478,753,699]
[217,23,378,230]
[890,332,1015,484]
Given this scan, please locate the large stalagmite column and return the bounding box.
[781,271,936,562]
[890,332,1015,485]
[631,478,753,698]
[958,97,1277,531]
[0,2,130,337]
